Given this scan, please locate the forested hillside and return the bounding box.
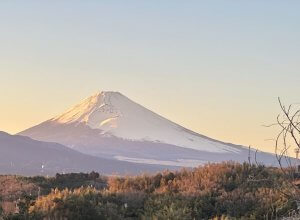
[0,162,298,219]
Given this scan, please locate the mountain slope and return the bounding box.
[0,131,176,176]
[19,91,280,167]
[49,91,240,153]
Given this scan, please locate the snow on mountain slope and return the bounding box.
[49,91,240,154]
[19,91,281,168]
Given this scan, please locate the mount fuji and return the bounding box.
[20,91,279,168]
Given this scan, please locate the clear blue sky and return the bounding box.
[0,1,299,153]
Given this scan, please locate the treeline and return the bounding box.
[25,171,105,195]
[0,162,298,219]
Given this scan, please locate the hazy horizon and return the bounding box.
[1,1,299,154]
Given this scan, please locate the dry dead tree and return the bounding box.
[270,98,300,202]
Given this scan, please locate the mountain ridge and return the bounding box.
[34,91,241,153]
[0,131,177,176]
[19,91,280,167]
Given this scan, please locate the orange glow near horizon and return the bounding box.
[0,1,299,155]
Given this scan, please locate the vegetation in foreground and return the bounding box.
[0,162,298,220]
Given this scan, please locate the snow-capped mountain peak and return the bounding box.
[19,91,279,168]
[49,91,240,153]
[53,91,121,124]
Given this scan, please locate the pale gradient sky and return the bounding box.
[0,1,299,154]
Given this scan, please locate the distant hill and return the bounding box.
[0,131,176,176]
